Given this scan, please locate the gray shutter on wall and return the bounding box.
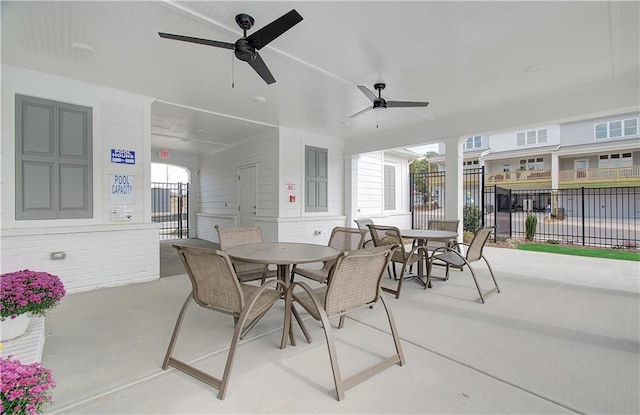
[305,146,328,212]
[58,103,92,218]
[15,95,92,220]
[384,165,396,210]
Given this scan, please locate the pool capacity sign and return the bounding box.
[110,174,134,205]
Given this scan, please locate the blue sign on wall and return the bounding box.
[111,149,136,164]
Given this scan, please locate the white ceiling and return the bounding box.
[2,1,639,156]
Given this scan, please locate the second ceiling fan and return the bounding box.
[159,9,303,85]
[350,83,429,124]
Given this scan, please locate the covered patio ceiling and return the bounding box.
[2,1,639,156]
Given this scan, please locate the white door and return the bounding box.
[238,165,257,227]
[574,159,588,179]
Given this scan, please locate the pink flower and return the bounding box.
[1,357,55,414]
[1,270,65,319]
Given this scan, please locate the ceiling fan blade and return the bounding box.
[357,85,378,102]
[158,32,235,50]
[246,51,276,84]
[349,107,373,119]
[386,101,430,108]
[246,9,303,50]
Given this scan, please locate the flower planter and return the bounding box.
[0,313,31,341]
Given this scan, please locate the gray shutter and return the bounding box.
[384,165,396,210]
[16,96,56,219]
[316,148,328,211]
[15,95,92,220]
[305,146,328,212]
[58,103,92,218]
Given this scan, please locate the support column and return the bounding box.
[551,152,559,189]
[444,137,464,239]
[344,155,359,226]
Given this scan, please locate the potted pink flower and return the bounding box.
[0,270,66,341]
[0,356,56,414]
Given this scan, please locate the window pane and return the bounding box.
[517,132,525,146]
[624,119,638,136]
[609,121,622,137]
[526,130,536,145]
[474,136,481,148]
[537,129,547,143]
[595,123,607,139]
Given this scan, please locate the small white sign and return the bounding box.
[111,206,133,221]
[110,174,134,205]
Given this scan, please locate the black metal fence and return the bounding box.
[411,170,640,249]
[484,186,639,248]
[410,167,485,228]
[151,182,189,240]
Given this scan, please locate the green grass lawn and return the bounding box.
[518,243,640,261]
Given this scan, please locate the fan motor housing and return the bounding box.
[373,99,387,109]
[234,39,256,61]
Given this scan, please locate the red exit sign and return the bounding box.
[159,149,170,159]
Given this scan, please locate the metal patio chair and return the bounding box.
[354,218,375,247]
[216,225,276,283]
[281,245,405,401]
[426,226,500,303]
[290,226,365,283]
[367,224,427,299]
[426,219,463,278]
[162,245,285,400]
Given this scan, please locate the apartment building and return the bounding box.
[430,111,640,190]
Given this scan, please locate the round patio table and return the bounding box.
[399,229,458,288]
[226,242,339,347]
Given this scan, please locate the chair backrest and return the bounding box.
[173,245,244,314]
[328,226,366,251]
[216,225,264,250]
[216,226,266,276]
[427,219,460,233]
[354,218,374,232]
[354,219,374,244]
[324,246,393,316]
[466,227,494,262]
[367,224,407,255]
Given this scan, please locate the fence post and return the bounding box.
[509,188,513,239]
[581,186,585,246]
[410,173,415,228]
[481,166,486,228]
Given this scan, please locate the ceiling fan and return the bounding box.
[349,83,429,121]
[158,9,303,85]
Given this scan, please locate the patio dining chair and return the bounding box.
[163,245,285,400]
[281,245,405,401]
[367,224,428,299]
[354,218,374,247]
[290,226,365,283]
[216,225,276,283]
[426,219,463,277]
[426,226,500,303]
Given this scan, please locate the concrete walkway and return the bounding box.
[41,245,639,414]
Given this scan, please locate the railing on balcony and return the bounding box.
[559,166,640,183]
[486,169,551,184]
[486,166,640,185]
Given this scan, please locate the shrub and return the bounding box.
[525,214,538,241]
[463,204,482,233]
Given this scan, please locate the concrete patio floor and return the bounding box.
[41,244,639,414]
